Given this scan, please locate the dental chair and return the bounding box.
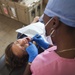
[0,15,44,75]
[0,54,26,75]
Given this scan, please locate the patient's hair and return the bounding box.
[5,42,29,69]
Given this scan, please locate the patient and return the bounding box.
[5,16,44,69]
[5,34,46,70]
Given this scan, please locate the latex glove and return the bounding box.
[26,42,38,62]
[32,34,50,49]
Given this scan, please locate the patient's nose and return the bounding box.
[21,38,28,44]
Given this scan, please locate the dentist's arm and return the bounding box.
[32,34,52,49]
[23,42,38,75]
[23,63,31,75]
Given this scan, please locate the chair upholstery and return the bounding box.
[0,54,25,75]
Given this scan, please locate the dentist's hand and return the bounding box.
[32,34,50,49]
[26,42,38,62]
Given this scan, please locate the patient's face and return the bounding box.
[12,37,30,58]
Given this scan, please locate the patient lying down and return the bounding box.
[5,16,44,69]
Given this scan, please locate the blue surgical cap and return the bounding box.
[44,0,75,27]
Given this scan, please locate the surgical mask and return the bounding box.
[46,36,53,45]
[45,17,54,45]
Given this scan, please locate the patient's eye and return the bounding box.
[16,40,24,47]
[16,40,19,43]
[15,40,19,44]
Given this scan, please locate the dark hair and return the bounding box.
[5,42,29,69]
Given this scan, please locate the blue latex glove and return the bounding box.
[26,42,38,62]
[32,34,50,49]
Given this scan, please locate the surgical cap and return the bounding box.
[44,0,75,27]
